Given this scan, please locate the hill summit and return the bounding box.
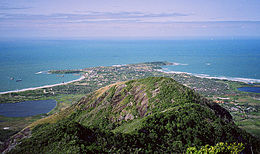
[5,77,260,153]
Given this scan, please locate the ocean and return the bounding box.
[0,39,260,92]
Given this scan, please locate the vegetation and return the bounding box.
[0,115,45,137]
[3,77,260,153]
[186,142,245,153]
[0,61,259,151]
[0,129,17,150]
[1,61,235,104]
[8,111,258,153]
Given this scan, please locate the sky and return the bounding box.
[0,0,260,39]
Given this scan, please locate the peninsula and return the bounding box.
[0,61,259,147]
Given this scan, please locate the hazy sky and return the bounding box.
[1,0,260,38]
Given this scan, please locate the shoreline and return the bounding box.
[0,76,85,95]
[158,69,260,83]
[1,67,260,95]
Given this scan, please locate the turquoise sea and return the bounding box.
[0,39,260,92]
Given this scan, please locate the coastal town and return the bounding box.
[0,61,260,143]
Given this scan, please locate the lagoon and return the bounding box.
[0,100,57,117]
[237,87,260,93]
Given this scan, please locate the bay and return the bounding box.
[0,39,260,92]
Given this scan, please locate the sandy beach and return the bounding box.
[0,76,85,95]
[158,69,260,83]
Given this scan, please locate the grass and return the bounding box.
[0,93,86,144]
[0,63,259,145]
[238,125,260,138]
[213,80,260,138]
[235,118,260,138]
[48,94,85,114]
[0,114,45,132]
[112,118,145,134]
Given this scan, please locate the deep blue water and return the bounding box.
[0,100,57,117]
[238,87,260,93]
[0,39,260,92]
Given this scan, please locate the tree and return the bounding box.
[186,142,244,154]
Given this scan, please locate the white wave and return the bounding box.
[194,75,260,83]
[112,65,122,67]
[157,69,190,74]
[158,69,260,83]
[171,62,188,66]
[35,71,48,74]
[35,71,43,74]
[193,73,210,77]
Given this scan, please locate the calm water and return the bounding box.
[0,100,57,117]
[0,39,260,92]
[238,87,260,93]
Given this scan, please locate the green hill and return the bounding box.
[3,77,260,153]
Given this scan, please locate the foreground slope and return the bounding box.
[73,77,233,130]
[6,77,260,153]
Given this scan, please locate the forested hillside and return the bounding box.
[4,77,260,153]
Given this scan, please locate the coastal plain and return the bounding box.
[0,61,259,145]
